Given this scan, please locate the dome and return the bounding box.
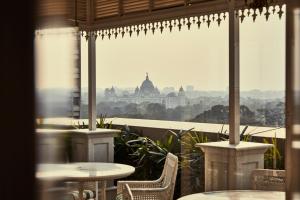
[140,73,156,95]
[179,86,184,92]
[178,86,185,96]
[166,92,177,97]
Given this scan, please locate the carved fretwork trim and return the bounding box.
[77,4,285,40]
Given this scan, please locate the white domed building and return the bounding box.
[104,74,187,108]
[133,73,163,104]
[136,74,160,96]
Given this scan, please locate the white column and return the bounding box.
[88,32,97,131]
[228,0,240,145]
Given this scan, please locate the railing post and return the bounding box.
[228,0,240,145]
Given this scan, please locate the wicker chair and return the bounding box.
[117,153,178,200]
[251,169,285,191]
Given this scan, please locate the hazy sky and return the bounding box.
[36,7,285,91]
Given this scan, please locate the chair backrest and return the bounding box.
[161,153,178,200]
[251,169,285,191]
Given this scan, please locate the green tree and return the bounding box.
[146,103,167,119]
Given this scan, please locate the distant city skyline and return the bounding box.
[80,86,286,92]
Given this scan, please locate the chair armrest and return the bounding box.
[117,180,162,194]
[130,185,170,192]
[118,180,161,185]
[126,184,171,200]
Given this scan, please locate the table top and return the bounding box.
[178,190,285,200]
[36,162,135,182]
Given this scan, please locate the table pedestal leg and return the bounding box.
[78,183,84,200]
[100,181,107,200]
[94,181,98,200]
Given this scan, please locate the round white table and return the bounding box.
[178,190,285,200]
[37,162,135,200]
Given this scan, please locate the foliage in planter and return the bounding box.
[180,131,208,193]
[217,125,249,141]
[114,126,148,179]
[114,126,181,180]
[96,114,113,129]
[114,126,209,197]
[73,114,113,129]
[263,136,284,170]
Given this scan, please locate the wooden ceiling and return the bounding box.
[36,0,285,31]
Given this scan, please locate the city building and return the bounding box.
[104,74,187,108]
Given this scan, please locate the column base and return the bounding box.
[196,141,272,191]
